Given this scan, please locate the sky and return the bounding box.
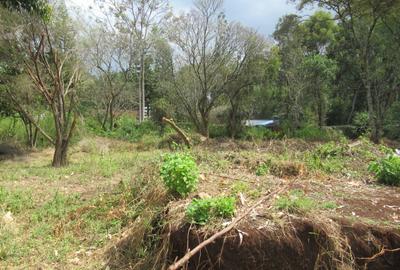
[66,0,316,37]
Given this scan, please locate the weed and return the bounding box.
[230,181,250,195]
[255,162,270,176]
[275,190,315,213]
[321,201,338,210]
[0,187,34,213]
[369,155,400,186]
[186,196,235,225]
[160,152,199,197]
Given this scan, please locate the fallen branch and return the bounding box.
[162,117,191,148]
[167,185,287,270]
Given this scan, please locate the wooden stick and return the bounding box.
[167,185,287,270]
[162,117,191,148]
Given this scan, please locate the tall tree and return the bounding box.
[296,0,400,142]
[168,0,266,137]
[99,0,170,122]
[1,3,82,166]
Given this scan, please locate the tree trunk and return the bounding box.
[365,81,381,143]
[141,53,146,122]
[52,137,69,167]
[199,112,209,138]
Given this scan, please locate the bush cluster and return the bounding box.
[369,155,400,186]
[160,152,199,196]
[186,196,235,225]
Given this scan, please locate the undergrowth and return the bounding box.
[369,155,400,186]
[186,197,235,225]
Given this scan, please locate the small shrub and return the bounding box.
[212,197,235,218]
[186,196,235,225]
[275,190,315,213]
[160,153,199,196]
[314,142,346,159]
[186,199,212,225]
[369,155,400,186]
[306,142,346,173]
[255,162,270,176]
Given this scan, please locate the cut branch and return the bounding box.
[167,185,288,270]
[162,117,191,148]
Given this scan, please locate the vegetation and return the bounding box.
[1,0,400,268]
[369,155,400,186]
[186,196,236,225]
[160,152,199,197]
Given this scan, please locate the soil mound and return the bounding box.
[0,143,23,160]
[168,219,400,270]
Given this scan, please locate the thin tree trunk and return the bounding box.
[141,53,146,121]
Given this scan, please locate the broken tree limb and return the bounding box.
[167,185,288,270]
[162,117,191,148]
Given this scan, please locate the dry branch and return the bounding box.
[162,117,191,148]
[167,185,288,270]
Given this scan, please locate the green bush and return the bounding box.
[186,196,235,225]
[160,153,199,196]
[369,155,400,186]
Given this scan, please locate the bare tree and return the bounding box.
[85,25,134,130]
[98,0,170,122]
[168,0,266,137]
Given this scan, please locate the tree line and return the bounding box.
[1,0,399,166]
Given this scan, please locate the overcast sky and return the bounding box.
[66,0,315,37]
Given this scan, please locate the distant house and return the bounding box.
[244,118,280,129]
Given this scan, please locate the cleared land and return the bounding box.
[0,137,399,269]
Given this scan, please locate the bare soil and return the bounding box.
[168,219,400,270]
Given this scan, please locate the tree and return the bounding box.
[224,29,268,137]
[168,0,265,137]
[273,14,307,129]
[84,24,134,130]
[99,0,170,122]
[302,54,337,127]
[1,3,82,166]
[296,0,400,142]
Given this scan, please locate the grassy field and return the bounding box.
[0,136,399,269]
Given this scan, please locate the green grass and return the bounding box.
[0,138,166,268]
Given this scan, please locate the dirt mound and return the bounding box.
[168,219,400,270]
[0,143,23,160]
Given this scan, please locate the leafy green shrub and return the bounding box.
[212,197,235,217]
[186,196,235,225]
[369,155,400,186]
[275,190,315,213]
[160,153,199,196]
